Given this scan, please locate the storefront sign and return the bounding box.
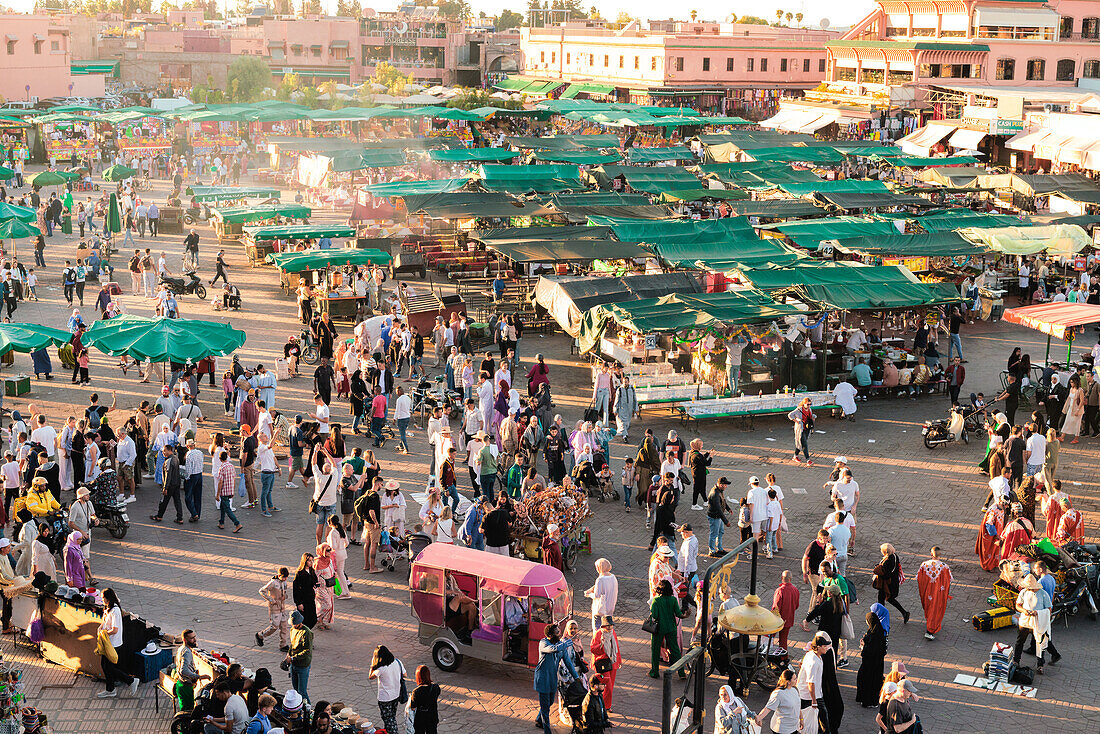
[882,255,930,272]
[988,119,1024,135]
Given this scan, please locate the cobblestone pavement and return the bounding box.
[5,173,1099,734]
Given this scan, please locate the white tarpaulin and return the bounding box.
[948,128,987,149]
[898,123,957,156]
[1006,129,1052,152]
[297,154,331,188]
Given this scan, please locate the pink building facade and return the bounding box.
[519,21,837,114]
[0,15,72,102]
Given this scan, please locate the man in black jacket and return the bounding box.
[688,439,712,510]
[151,444,183,523]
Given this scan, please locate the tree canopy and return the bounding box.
[227,56,272,102]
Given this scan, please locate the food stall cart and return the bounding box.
[37,113,98,164]
[106,112,172,161]
[267,249,392,320]
[246,224,357,269]
[210,203,311,244]
[0,116,31,165]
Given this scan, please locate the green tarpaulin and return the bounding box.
[590,215,756,243]
[476,163,582,193]
[959,224,1091,256]
[875,154,981,168]
[0,323,71,356]
[211,204,312,225]
[736,262,961,310]
[698,162,822,189]
[533,193,671,221]
[485,239,649,264]
[916,166,991,189]
[780,180,891,196]
[916,209,1023,232]
[506,135,620,150]
[266,249,391,272]
[832,232,989,257]
[533,150,623,165]
[476,225,614,241]
[721,200,826,218]
[743,146,848,164]
[816,191,934,210]
[578,291,808,353]
[625,146,694,163]
[402,192,530,219]
[102,164,137,182]
[493,78,531,91]
[0,220,42,239]
[762,217,901,249]
[0,202,37,223]
[429,148,520,163]
[594,165,700,193]
[328,149,407,171]
[468,107,556,121]
[244,225,355,241]
[653,238,805,268]
[83,315,246,363]
[656,188,750,202]
[187,186,280,203]
[361,179,466,197]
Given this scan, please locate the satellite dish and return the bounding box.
[820,18,830,28]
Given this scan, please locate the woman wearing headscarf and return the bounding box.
[818,632,844,734]
[314,544,335,629]
[492,379,509,441]
[855,604,889,707]
[647,579,687,679]
[589,616,620,709]
[713,685,749,734]
[534,383,552,432]
[803,584,844,659]
[647,543,681,601]
[349,370,368,435]
[526,354,550,398]
[63,530,87,588]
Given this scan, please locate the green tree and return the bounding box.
[795,12,803,24]
[272,0,291,12]
[497,8,523,30]
[740,15,768,24]
[690,9,697,21]
[275,73,300,100]
[447,88,521,110]
[436,0,470,20]
[227,55,272,102]
[785,12,793,24]
[774,9,783,23]
[527,0,544,27]
[368,61,411,96]
[304,0,322,13]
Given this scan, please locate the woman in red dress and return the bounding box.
[975,502,1006,571]
[999,503,1035,562]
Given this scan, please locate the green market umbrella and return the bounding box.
[27,170,77,187]
[107,193,122,234]
[83,315,246,364]
[102,164,137,182]
[0,322,71,357]
[0,202,36,223]
[0,220,41,239]
[0,166,13,181]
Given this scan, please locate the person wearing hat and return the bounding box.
[885,679,920,733]
[278,689,304,723]
[67,485,96,580]
[0,538,19,632]
[285,610,313,702]
[24,476,60,517]
[542,523,563,572]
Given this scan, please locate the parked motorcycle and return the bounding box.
[299,329,320,365]
[160,271,207,300]
[77,483,130,539]
[922,405,970,449]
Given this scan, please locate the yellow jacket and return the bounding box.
[24,490,60,517]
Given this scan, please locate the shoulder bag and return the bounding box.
[308,473,333,515]
[641,614,659,635]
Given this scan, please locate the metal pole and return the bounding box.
[1045,333,1051,366]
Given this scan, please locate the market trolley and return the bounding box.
[243,224,355,268]
[210,203,311,245]
[267,248,392,320]
[183,185,282,227]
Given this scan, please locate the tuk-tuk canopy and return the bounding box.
[245,224,356,242]
[212,203,312,225]
[187,186,282,203]
[266,249,392,272]
[412,544,569,598]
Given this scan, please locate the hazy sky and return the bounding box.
[1,0,875,28]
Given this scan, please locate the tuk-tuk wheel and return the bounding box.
[432,640,463,672]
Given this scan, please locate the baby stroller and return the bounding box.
[404,529,432,580]
[378,527,406,572]
[572,458,619,503]
[558,675,588,734]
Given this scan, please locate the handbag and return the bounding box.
[324,575,337,587]
[641,614,659,635]
[583,402,600,424]
[398,660,409,704]
[840,613,856,640]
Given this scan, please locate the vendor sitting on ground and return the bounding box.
[444,573,478,645]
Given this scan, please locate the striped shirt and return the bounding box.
[216,461,236,499]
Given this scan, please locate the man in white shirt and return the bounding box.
[393,385,412,454]
[829,469,859,513]
[172,395,203,435]
[116,426,138,501]
[745,476,770,542]
[256,404,274,441]
[796,635,828,734]
[256,434,281,517]
[845,328,868,353]
[677,524,698,579]
[313,394,330,436]
[0,453,18,509]
[426,405,444,484]
[29,416,57,459]
[1024,427,1047,477]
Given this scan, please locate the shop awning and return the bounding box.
[959,224,1091,256]
[186,185,281,203]
[1003,302,1100,340]
[897,123,956,156]
[533,150,622,165]
[578,291,809,353]
[532,192,671,221]
[735,262,961,311]
[1055,137,1100,166]
[655,188,750,202]
[761,217,901,249]
[588,215,756,244]
[1006,129,1052,152]
[211,203,312,224]
[71,60,119,76]
[593,164,700,194]
[533,272,702,336]
[721,199,827,219]
[428,148,520,163]
[402,192,530,219]
[265,248,390,271]
[816,191,933,210]
[779,179,890,196]
[485,238,649,264]
[493,77,531,91]
[742,146,847,164]
[948,128,987,149]
[476,163,583,193]
[832,232,988,258]
[1034,133,1076,161]
[560,84,584,99]
[327,149,407,171]
[652,238,806,269]
[328,40,349,47]
[360,178,467,197]
[246,225,357,242]
[625,146,694,163]
[916,209,1022,231]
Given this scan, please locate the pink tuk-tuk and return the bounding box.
[410,544,573,672]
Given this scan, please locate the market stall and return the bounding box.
[210,203,311,244]
[100,110,172,159]
[36,113,98,165]
[1003,302,1100,366]
[0,115,30,165]
[246,224,356,268]
[268,248,391,319]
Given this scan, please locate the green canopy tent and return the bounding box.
[102,164,137,182]
[831,232,991,258]
[429,148,520,163]
[402,192,531,219]
[505,135,620,151]
[107,193,122,234]
[326,149,408,172]
[655,188,751,202]
[588,215,757,244]
[210,204,312,225]
[531,193,672,221]
[915,209,1023,232]
[578,290,809,353]
[0,322,72,357]
[717,200,827,219]
[0,166,13,181]
[265,249,391,272]
[741,146,848,164]
[185,186,281,203]
[361,179,467,197]
[83,315,246,364]
[696,162,822,189]
[734,262,962,311]
[475,164,584,194]
[814,191,936,210]
[27,170,77,191]
[959,224,1092,256]
[624,146,694,164]
[482,238,650,264]
[760,217,901,250]
[591,165,701,194]
[779,179,891,196]
[0,202,37,224]
[244,225,356,242]
[0,219,42,259]
[651,238,806,269]
[532,150,623,165]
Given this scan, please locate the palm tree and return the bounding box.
[690,9,697,21]
[786,11,793,24]
[795,11,803,24]
[775,9,783,23]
